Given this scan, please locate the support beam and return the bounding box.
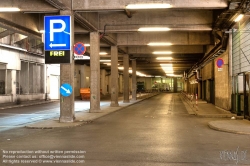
[123,54,130,103]
[110,46,119,107]
[4,68,7,95]
[131,59,136,101]
[59,9,75,123]
[89,32,101,112]
[117,32,212,46]
[73,0,227,10]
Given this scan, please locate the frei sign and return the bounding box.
[44,15,71,64]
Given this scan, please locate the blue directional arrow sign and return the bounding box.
[44,15,71,51]
[60,83,72,97]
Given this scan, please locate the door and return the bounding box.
[244,73,250,119]
[50,75,60,99]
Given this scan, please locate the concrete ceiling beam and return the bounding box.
[0,30,14,38]
[128,46,204,54]
[0,0,58,13]
[117,32,212,46]
[0,15,41,40]
[98,10,213,32]
[73,0,227,10]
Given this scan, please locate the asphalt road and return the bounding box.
[0,93,249,166]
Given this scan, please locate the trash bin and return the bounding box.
[80,88,90,100]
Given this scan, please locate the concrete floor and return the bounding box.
[0,93,249,166]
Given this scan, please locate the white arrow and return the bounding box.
[61,86,71,94]
[50,43,66,48]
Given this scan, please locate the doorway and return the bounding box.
[50,75,60,99]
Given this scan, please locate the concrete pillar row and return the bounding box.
[110,46,119,107]
[59,9,75,122]
[131,59,137,101]
[89,32,101,112]
[123,54,130,103]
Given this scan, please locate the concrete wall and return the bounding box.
[201,61,214,103]
[74,65,81,97]
[214,50,231,110]
[0,48,21,70]
[80,65,90,88]
[206,80,211,102]
[202,62,213,80]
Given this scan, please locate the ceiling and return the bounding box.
[0,0,249,77]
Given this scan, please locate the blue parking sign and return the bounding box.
[44,15,71,51]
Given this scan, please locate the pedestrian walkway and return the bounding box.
[0,99,57,110]
[0,93,159,129]
[180,92,250,135]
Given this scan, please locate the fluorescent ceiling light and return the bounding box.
[148,42,172,46]
[153,51,172,54]
[167,74,183,77]
[138,27,170,32]
[39,30,45,33]
[126,4,171,9]
[0,43,27,52]
[99,52,108,55]
[100,60,111,62]
[156,57,172,60]
[164,71,174,74]
[234,14,244,22]
[84,44,90,47]
[160,64,173,67]
[0,7,20,12]
[103,63,111,66]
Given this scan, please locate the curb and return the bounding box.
[0,100,58,110]
[208,120,250,135]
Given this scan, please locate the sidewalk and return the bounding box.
[180,93,250,135]
[0,99,57,110]
[0,93,159,129]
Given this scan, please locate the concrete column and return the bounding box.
[18,70,20,95]
[123,54,130,103]
[89,32,101,112]
[11,70,16,102]
[4,69,7,94]
[27,62,29,94]
[173,77,177,92]
[59,9,75,122]
[110,46,119,107]
[119,74,123,93]
[100,70,107,95]
[131,59,137,101]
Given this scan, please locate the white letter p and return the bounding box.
[50,19,66,42]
